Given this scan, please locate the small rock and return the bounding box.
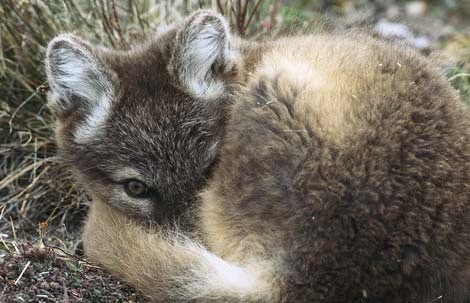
[39,281,50,289]
[50,281,60,289]
[71,288,82,299]
[38,271,50,278]
[375,19,413,40]
[15,280,25,287]
[405,1,427,17]
[386,5,401,20]
[413,36,431,50]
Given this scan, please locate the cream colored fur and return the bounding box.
[84,200,274,302]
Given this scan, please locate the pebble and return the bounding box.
[50,281,61,289]
[375,19,433,51]
[375,19,414,39]
[405,1,427,17]
[413,36,431,50]
[386,5,401,20]
[15,280,25,287]
[39,281,50,289]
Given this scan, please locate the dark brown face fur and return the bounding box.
[46,12,237,225]
[65,59,225,224]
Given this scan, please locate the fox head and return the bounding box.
[45,11,240,225]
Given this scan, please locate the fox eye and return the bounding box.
[124,179,149,198]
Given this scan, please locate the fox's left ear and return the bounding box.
[169,10,238,100]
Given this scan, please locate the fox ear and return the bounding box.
[45,34,114,117]
[169,10,238,100]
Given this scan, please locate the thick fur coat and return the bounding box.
[45,11,470,303]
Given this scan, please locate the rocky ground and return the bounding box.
[1,244,141,302]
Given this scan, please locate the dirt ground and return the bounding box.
[1,0,469,302]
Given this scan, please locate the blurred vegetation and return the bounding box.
[445,35,470,106]
[0,0,469,249]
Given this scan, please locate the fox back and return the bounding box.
[200,34,470,302]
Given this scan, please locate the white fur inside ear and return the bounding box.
[173,12,238,100]
[46,35,114,143]
[73,94,112,144]
[184,25,225,98]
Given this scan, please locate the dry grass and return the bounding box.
[445,34,470,106]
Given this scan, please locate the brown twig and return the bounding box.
[216,0,225,15]
[110,0,128,48]
[244,0,264,34]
